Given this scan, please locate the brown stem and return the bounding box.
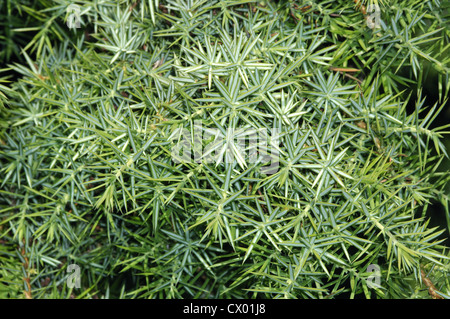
[20,239,32,299]
[257,189,268,213]
[354,0,367,15]
[420,268,444,299]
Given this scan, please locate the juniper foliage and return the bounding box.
[1,0,450,299]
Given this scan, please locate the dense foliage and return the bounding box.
[1,0,450,299]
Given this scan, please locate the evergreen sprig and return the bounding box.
[0,0,449,299]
